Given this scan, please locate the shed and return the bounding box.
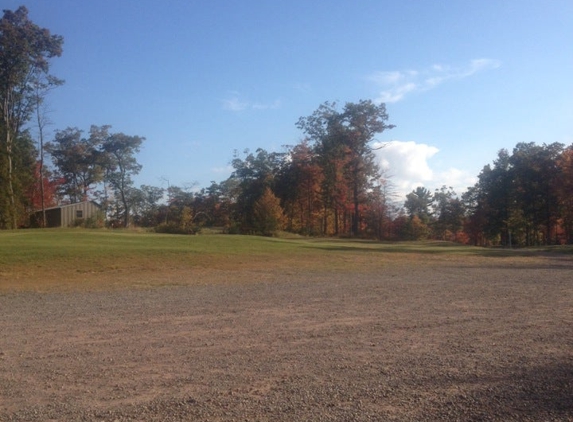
[32,201,102,228]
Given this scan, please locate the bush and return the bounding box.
[72,211,106,229]
[154,222,197,235]
[223,221,242,235]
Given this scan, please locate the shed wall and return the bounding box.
[60,202,100,227]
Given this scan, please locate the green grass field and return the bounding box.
[0,229,301,266]
[1,229,570,292]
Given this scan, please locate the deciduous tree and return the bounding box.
[230,148,284,232]
[297,100,394,236]
[46,127,103,202]
[274,140,323,234]
[252,186,285,236]
[0,6,63,228]
[98,127,144,228]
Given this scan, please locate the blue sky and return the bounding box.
[7,0,573,200]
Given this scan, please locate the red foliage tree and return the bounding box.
[28,161,60,211]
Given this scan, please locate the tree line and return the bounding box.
[143,139,573,247]
[463,142,573,246]
[2,6,572,246]
[401,141,573,246]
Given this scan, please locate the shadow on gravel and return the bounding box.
[458,258,573,271]
[430,360,573,420]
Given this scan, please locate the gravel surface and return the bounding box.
[1,255,572,421]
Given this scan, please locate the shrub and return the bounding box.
[154,222,197,235]
[72,211,106,229]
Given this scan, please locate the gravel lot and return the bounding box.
[1,253,572,421]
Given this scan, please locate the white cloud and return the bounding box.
[252,99,282,110]
[370,58,501,103]
[222,93,282,112]
[370,70,418,85]
[467,58,502,74]
[222,96,248,111]
[372,140,476,202]
[373,141,437,194]
[376,82,418,103]
[434,168,477,195]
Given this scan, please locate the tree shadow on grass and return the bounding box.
[301,239,573,259]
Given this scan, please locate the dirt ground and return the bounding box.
[1,253,572,421]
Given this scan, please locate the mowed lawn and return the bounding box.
[0,229,317,291]
[0,229,571,292]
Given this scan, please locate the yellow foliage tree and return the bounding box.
[180,206,193,233]
[252,187,285,236]
[407,215,430,240]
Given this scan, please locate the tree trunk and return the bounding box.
[3,96,17,229]
[323,203,328,235]
[7,132,17,229]
[121,186,129,228]
[36,99,46,227]
[352,180,360,236]
[334,207,339,236]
